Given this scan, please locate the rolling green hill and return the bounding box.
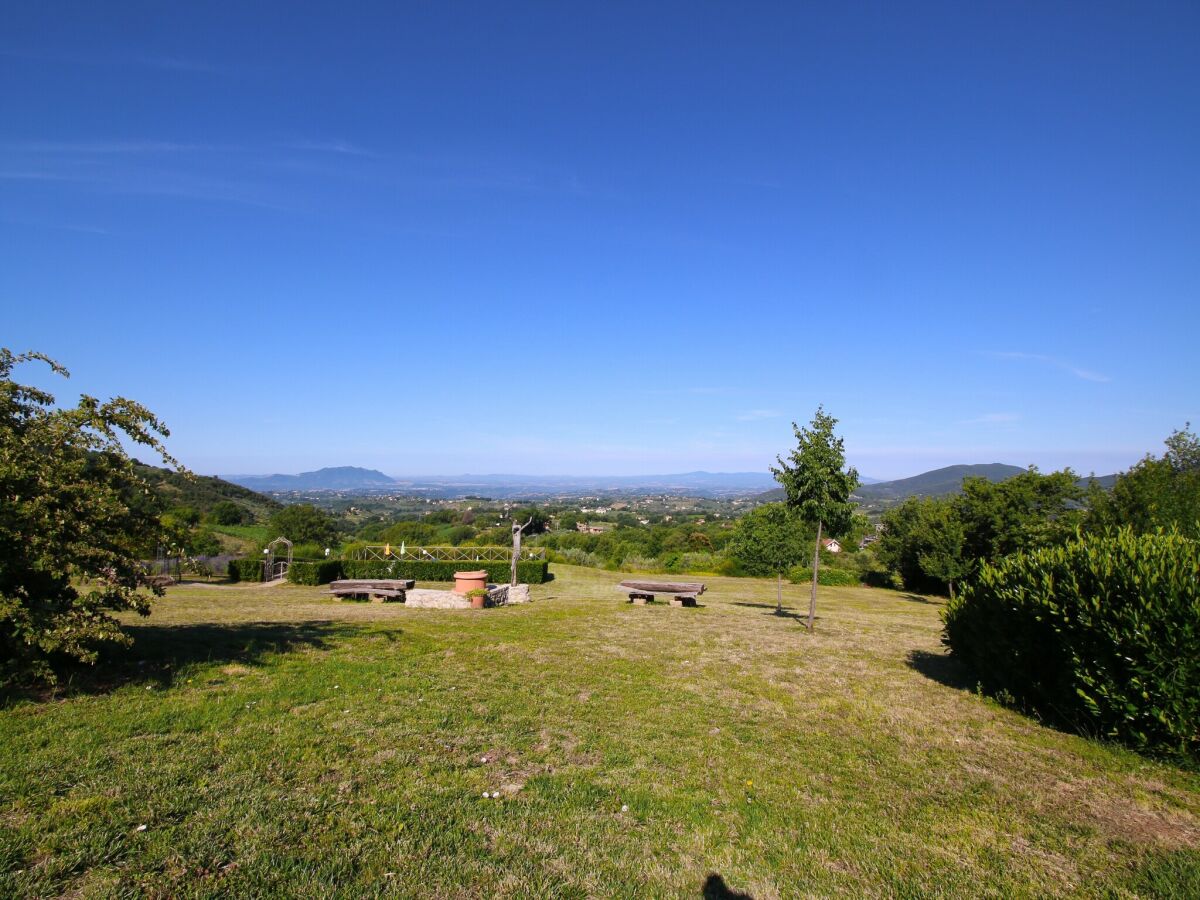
[134,462,282,522]
[853,463,1027,502]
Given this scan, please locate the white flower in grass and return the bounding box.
[621,804,628,812]
[135,824,148,832]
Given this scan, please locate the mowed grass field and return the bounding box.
[2,566,1198,898]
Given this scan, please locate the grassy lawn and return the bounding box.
[2,565,1197,898]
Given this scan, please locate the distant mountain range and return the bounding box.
[230,466,396,492]
[226,464,1118,503]
[224,467,784,498]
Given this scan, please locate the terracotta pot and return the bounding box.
[470,594,487,609]
[453,570,489,595]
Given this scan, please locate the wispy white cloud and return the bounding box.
[280,139,379,158]
[989,351,1112,383]
[736,409,783,421]
[0,140,221,155]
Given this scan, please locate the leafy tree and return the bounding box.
[0,350,177,685]
[208,500,250,526]
[956,468,1082,560]
[771,407,860,630]
[268,504,337,547]
[916,505,970,599]
[1087,425,1200,539]
[726,503,805,614]
[186,528,224,558]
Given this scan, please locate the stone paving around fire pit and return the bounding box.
[404,589,471,609]
[402,583,533,609]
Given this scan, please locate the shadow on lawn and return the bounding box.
[906,648,973,690]
[16,620,365,701]
[703,873,754,899]
[731,602,819,623]
[899,593,940,605]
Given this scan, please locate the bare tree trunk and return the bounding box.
[776,572,783,615]
[809,520,822,631]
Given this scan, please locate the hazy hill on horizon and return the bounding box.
[224,467,784,498]
[758,463,1118,508]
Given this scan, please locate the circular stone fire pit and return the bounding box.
[453,570,489,595]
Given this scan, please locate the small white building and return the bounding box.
[820,538,842,554]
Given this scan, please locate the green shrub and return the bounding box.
[943,528,1199,759]
[339,559,549,584]
[288,560,343,585]
[227,558,264,583]
[551,548,604,569]
[788,566,860,586]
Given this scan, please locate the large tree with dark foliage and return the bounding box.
[0,350,177,686]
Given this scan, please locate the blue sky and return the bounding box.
[3,2,1198,479]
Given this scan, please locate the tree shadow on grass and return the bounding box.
[730,602,820,623]
[899,593,940,605]
[11,620,365,702]
[703,873,754,899]
[906,648,973,691]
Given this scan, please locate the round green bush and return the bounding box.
[943,528,1199,759]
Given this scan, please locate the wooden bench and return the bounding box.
[328,579,415,602]
[618,580,706,607]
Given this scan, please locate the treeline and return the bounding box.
[929,428,1200,760]
[876,426,1200,596]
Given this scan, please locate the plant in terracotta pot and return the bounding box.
[466,588,489,609]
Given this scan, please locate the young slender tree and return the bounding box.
[726,503,805,614]
[771,407,859,630]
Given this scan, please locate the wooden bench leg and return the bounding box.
[630,593,653,605]
[671,596,697,607]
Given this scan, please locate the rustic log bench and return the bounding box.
[617,580,706,607]
[328,578,415,602]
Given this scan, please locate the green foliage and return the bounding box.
[227,558,265,583]
[771,406,860,535]
[880,468,1084,595]
[187,528,224,558]
[726,503,805,577]
[340,559,550,584]
[956,467,1083,560]
[268,504,338,547]
[943,528,1200,759]
[208,500,253,526]
[133,461,279,522]
[787,566,860,586]
[287,560,342,586]
[0,350,176,685]
[1087,425,1200,539]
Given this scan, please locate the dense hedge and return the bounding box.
[340,559,550,584]
[787,566,860,586]
[943,528,1199,759]
[227,558,264,582]
[288,560,343,586]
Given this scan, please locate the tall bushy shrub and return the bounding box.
[227,558,264,583]
[288,560,343,585]
[943,528,1199,758]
